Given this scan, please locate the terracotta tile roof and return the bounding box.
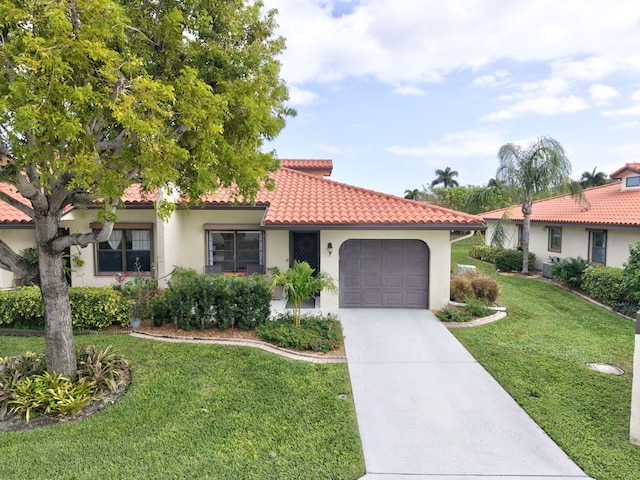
[121,184,156,205]
[0,183,32,224]
[482,181,640,227]
[1,161,485,229]
[280,159,333,176]
[200,165,485,228]
[609,162,640,178]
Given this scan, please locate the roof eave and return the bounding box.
[262,222,486,231]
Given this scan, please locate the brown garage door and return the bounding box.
[339,239,429,308]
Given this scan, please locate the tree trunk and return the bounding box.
[521,199,532,274]
[37,221,77,377]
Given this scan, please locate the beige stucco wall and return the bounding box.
[0,228,36,288]
[485,222,519,250]
[318,229,452,311]
[61,209,158,287]
[6,204,455,311]
[486,221,640,270]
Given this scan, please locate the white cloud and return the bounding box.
[471,69,509,87]
[387,128,505,160]
[287,86,319,106]
[602,104,640,117]
[484,95,590,121]
[589,84,619,105]
[263,0,640,86]
[632,89,640,102]
[393,86,425,96]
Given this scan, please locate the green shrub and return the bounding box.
[549,257,589,288]
[256,312,343,352]
[623,241,640,305]
[462,296,493,317]
[582,266,627,306]
[436,306,472,322]
[121,275,160,321]
[69,287,132,329]
[157,269,272,330]
[0,286,131,330]
[494,249,536,272]
[468,245,502,263]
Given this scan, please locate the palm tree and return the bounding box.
[580,167,607,188]
[404,188,424,200]
[431,167,459,189]
[495,136,582,274]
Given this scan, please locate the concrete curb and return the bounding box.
[442,310,507,328]
[129,331,347,364]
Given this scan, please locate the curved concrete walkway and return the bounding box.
[340,309,591,480]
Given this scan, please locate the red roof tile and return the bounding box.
[280,159,333,176]
[200,165,485,228]
[609,163,640,178]
[0,183,32,224]
[482,182,640,227]
[1,161,485,229]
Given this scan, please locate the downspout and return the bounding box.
[450,230,478,244]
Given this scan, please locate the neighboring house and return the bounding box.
[482,163,640,270]
[0,160,485,310]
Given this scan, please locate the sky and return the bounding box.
[260,0,640,197]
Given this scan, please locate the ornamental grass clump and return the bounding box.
[451,270,500,303]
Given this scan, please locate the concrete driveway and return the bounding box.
[340,309,590,480]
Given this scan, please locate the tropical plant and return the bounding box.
[580,167,608,188]
[494,136,582,273]
[270,261,337,326]
[548,257,589,288]
[0,0,292,377]
[430,167,459,189]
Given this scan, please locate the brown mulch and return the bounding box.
[105,320,347,358]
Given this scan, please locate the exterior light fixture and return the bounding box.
[327,242,333,256]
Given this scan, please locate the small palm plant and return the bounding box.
[271,261,337,326]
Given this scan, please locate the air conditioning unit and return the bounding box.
[542,262,555,279]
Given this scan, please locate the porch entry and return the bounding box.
[290,231,320,273]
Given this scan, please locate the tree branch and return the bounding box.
[0,190,35,219]
[0,239,39,285]
[14,171,47,212]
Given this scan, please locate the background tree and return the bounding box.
[0,0,292,376]
[404,188,425,201]
[431,167,459,189]
[580,167,608,188]
[495,136,582,274]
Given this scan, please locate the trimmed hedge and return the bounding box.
[0,286,131,330]
[152,269,272,330]
[582,266,627,306]
[468,245,502,263]
[494,249,536,272]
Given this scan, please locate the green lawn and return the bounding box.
[0,334,364,480]
[451,237,640,480]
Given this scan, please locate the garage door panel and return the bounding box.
[406,274,428,288]
[364,275,382,288]
[339,239,429,308]
[363,292,382,307]
[384,275,403,288]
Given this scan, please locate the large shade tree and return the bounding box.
[495,136,581,274]
[0,0,292,376]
